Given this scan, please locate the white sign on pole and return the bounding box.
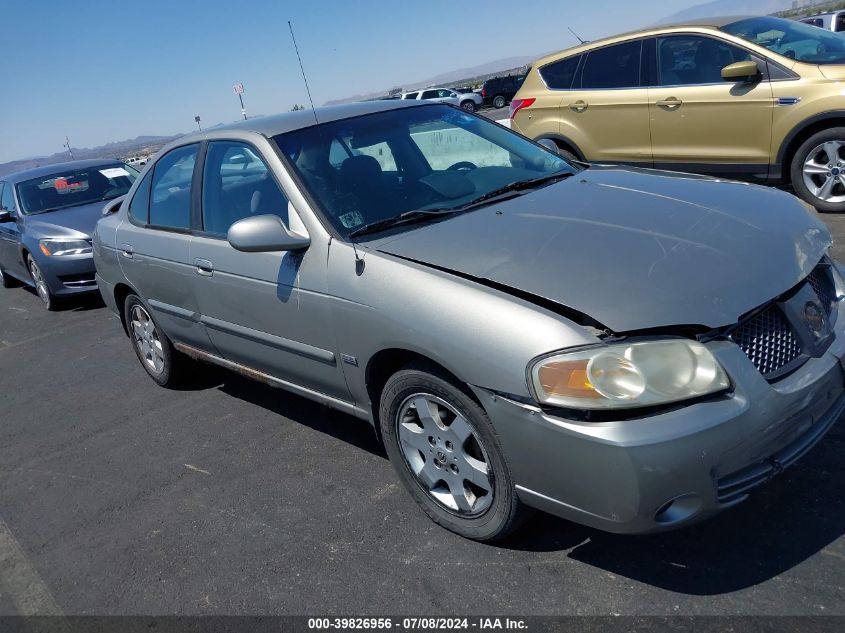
[233,83,244,94]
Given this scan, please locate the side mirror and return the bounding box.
[227,214,310,253]
[721,60,760,82]
[536,139,560,155]
[0,210,12,223]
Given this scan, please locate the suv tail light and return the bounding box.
[481,87,487,97]
[509,98,535,119]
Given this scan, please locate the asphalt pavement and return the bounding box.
[1,200,844,617]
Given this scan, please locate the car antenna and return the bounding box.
[288,20,319,126]
[288,20,363,274]
[568,27,588,44]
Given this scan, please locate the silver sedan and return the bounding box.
[94,100,844,540]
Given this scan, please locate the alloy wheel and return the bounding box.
[130,304,165,374]
[802,140,845,203]
[396,393,493,516]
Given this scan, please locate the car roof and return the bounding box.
[3,158,125,184]
[531,15,757,67]
[180,99,428,143]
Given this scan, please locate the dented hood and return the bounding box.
[369,166,831,332]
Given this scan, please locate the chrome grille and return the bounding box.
[730,307,802,377]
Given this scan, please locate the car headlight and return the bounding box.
[528,339,730,410]
[39,239,92,257]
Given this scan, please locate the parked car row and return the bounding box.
[2,14,844,543]
[401,88,483,112]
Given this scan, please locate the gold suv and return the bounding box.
[511,15,845,211]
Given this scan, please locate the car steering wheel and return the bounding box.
[447,161,478,171]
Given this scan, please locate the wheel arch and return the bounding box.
[534,134,586,161]
[113,282,138,336]
[364,347,483,444]
[778,111,845,179]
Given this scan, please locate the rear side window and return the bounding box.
[420,90,439,99]
[581,40,642,89]
[128,170,152,224]
[540,55,581,89]
[403,92,418,99]
[149,144,198,230]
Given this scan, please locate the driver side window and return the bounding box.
[1,182,16,213]
[202,141,288,235]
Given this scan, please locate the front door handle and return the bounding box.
[569,100,588,112]
[120,244,134,259]
[656,97,683,109]
[194,258,213,277]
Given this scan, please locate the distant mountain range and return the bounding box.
[657,0,815,23]
[0,134,181,177]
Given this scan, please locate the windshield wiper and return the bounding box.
[347,170,575,239]
[454,170,576,211]
[348,209,457,239]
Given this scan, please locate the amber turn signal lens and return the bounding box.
[537,359,603,400]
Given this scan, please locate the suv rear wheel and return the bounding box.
[379,362,527,541]
[492,95,507,109]
[791,127,845,212]
[460,100,476,113]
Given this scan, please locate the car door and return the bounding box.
[189,139,350,400]
[115,143,214,350]
[436,89,460,105]
[563,39,652,165]
[647,34,774,177]
[0,182,26,279]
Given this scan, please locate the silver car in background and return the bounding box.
[94,101,844,540]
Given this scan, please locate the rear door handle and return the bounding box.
[569,100,588,112]
[194,258,213,277]
[656,97,683,109]
[120,244,134,259]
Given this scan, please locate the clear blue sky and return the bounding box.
[0,0,693,163]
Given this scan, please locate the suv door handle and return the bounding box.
[569,100,588,112]
[120,244,134,259]
[194,258,213,277]
[656,97,683,109]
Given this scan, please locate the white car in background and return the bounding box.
[401,88,483,112]
[799,11,845,32]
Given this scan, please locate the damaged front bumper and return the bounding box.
[472,303,845,535]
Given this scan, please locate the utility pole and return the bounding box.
[233,82,247,120]
[64,136,74,160]
[194,115,202,131]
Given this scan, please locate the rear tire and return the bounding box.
[123,294,190,388]
[460,100,476,113]
[790,127,845,213]
[493,95,507,109]
[379,361,528,541]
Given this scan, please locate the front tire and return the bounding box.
[27,255,57,310]
[460,100,476,113]
[791,127,845,212]
[123,294,188,388]
[379,362,527,541]
[492,95,507,109]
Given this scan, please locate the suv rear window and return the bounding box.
[539,55,581,89]
[580,40,642,89]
